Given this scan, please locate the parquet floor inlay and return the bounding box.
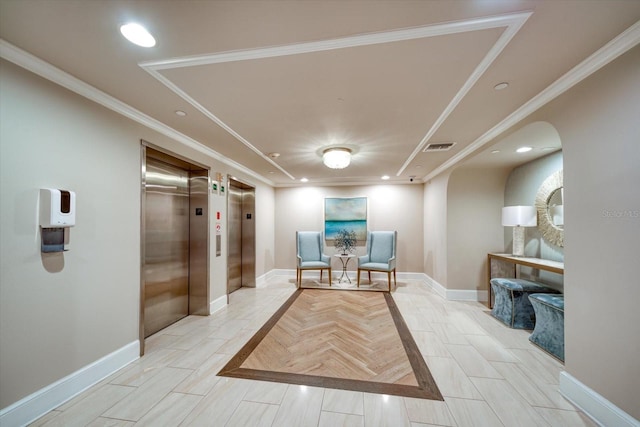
[218,289,443,400]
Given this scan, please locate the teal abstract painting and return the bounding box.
[324,197,367,241]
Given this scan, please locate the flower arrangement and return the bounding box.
[333,229,357,255]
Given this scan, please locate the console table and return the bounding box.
[487,253,564,308]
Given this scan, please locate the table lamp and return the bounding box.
[502,206,537,256]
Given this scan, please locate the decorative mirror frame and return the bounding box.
[535,170,564,247]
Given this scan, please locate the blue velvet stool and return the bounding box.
[529,294,565,361]
[490,278,559,329]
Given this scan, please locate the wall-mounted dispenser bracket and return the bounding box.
[40,189,75,253]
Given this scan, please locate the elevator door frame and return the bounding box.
[226,176,256,298]
[140,142,210,355]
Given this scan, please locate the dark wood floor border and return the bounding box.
[218,289,303,373]
[384,292,444,400]
[218,289,443,401]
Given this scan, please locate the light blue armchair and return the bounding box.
[357,231,397,291]
[296,231,332,288]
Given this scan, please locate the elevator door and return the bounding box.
[227,178,255,294]
[143,158,190,337]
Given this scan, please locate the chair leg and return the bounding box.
[320,269,323,283]
[296,268,300,288]
[388,272,391,292]
[393,269,397,288]
[368,271,371,283]
[328,268,332,286]
[357,269,360,287]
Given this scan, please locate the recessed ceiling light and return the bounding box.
[120,23,156,47]
[516,146,533,153]
[175,110,187,117]
[491,150,500,154]
[300,177,308,183]
[381,175,390,180]
[268,152,281,159]
[494,82,509,91]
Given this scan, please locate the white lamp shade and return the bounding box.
[502,205,537,227]
[323,148,351,169]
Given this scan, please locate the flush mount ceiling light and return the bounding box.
[494,82,509,90]
[120,23,156,47]
[322,147,351,169]
[516,146,533,153]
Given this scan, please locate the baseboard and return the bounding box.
[209,294,227,314]
[446,289,488,302]
[256,269,284,287]
[0,340,139,427]
[263,270,486,302]
[422,273,487,302]
[276,269,346,282]
[255,271,268,287]
[559,371,639,427]
[398,271,429,282]
[273,270,426,283]
[423,274,447,299]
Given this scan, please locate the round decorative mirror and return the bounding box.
[535,170,564,247]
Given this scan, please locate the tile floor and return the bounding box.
[30,277,597,427]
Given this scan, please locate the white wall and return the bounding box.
[446,167,509,294]
[553,46,639,421]
[275,184,424,274]
[0,58,277,410]
[256,184,276,276]
[0,59,141,408]
[423,173,450,286]
[504,149,564,289]
[509,45,640,420]
[505,149,564,260]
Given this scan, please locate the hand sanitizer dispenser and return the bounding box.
[40,189,75,227]
[40,189,75,253]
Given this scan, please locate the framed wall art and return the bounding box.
[324,197,367,242]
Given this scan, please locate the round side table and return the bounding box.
[334,254,356,284]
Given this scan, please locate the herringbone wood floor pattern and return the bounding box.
[243,289,415,384]
[219,289,443,400]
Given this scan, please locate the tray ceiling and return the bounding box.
[1,0,639,185]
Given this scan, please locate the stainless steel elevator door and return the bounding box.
[144,158,190,337]
[227,178,256,294]
[228,185,243,294]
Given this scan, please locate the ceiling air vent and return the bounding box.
[423,142,456,152]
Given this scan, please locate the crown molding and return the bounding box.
[0,39,275,187]
[423,19,640,182]
[274,179,424,188]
